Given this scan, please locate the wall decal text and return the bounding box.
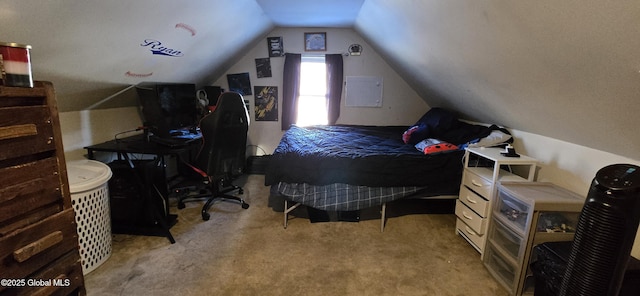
[140,39,184,57]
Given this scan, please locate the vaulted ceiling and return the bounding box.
[1,0,639,160]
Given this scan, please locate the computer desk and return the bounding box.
[84,133,202,244]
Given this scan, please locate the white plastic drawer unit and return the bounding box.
[495,188,532,235]
[462,167,493,198]
[455,200,486,234]
[459,186,490,217]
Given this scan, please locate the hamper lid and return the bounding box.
[66,159,112,193]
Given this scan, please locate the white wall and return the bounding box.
[60,107,143,162]
[211,27,429,155]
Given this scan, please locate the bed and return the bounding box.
[265,108,512,230]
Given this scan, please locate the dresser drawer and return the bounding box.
[456,218,486,252]
[0,157,64,226]
[455,200,487,234]
[0,251,85,296]
[0,105,56,161]
[459,186,490,217]
[0,209,79,280]
[462,168,493,198]
[0,250,85,295]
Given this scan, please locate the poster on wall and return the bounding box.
[227,73,252,95]
[255,58,272,78]
[254,86,278,121]
[267,36,284,57]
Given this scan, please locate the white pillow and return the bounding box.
[467,130,512,147]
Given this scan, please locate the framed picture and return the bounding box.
[304,32,326,51]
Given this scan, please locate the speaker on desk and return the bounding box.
[108,160,167,228]
[559,164,640,296]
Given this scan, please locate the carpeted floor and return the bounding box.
[84,174,508,296]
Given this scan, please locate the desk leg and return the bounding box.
[150,183,176,244]
[156,156,173,228]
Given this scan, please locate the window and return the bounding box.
[296,55,327,126]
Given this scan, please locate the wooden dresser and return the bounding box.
[0,81,86,295]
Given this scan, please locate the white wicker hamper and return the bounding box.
[66,159,113,274]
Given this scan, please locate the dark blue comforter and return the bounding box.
[264,125,468,187]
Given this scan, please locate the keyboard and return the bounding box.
[150,132,202,147]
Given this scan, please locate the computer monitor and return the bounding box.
[136,82,198,138]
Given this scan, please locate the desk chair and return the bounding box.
[177,92,250,220]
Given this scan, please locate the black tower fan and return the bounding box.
[559,164,640,296]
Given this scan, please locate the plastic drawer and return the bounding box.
[489,218,524,260]
[484,243,518,294]
[495,187,531,234]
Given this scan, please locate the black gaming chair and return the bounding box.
[177,92,250,220]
